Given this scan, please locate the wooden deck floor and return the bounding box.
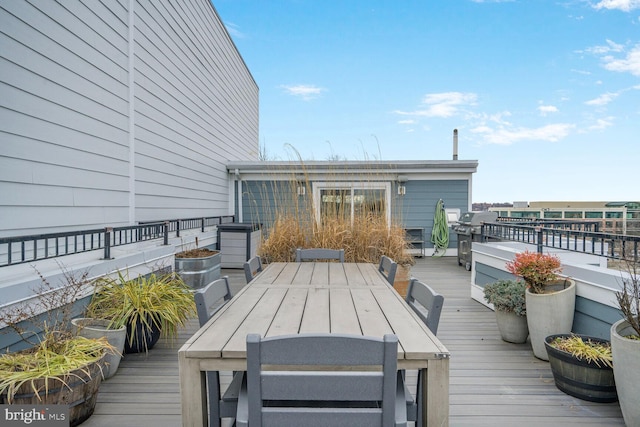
[81,256,624,427]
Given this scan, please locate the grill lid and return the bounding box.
[453,211,498,234]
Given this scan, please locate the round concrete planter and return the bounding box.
[525,279,576,360]
[611,318,640,426]
[495,310,528,344]
[175,251,221,289]
[72,318,126,379]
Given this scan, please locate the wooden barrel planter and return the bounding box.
[544,334,617,403]
[4,356,105,426]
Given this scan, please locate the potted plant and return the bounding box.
[611,261,640,425]
[483,279,528,343]
[86,270,197,353]
[506,250,576,360]
[71,317,126,379]
[0,268,114,426]
[544,334,617,403]
[175,237,221,289]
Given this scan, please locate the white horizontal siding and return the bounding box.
[0,0,258,237]
[0,0,131,237]
[132,0,258,220]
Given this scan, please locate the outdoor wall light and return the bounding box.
[397,175,407,195]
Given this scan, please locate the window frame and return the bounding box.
[312,181,392,226]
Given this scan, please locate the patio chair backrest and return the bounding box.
[240,333,403,427]
[243,256,263,283]
[295,248,345,262]
[194,276,233,327]
[193,275,238,426]
[405,278,444,335]
[378,255,398,285]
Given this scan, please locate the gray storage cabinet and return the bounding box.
[217,223,261,268]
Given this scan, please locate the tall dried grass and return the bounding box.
[259,211,414,266]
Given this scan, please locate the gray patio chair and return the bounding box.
[403,277,445,426]
[243,256,263,283]
[236,333,409,427]
[194,276,241,427]
[405,277,444,335]
[295,248,345,262]
[378,255,398,285]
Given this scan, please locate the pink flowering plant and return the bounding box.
[505,251,562,294]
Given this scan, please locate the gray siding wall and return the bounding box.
[242,180,306,229]
[396,180,468,249]
[0,0,258,237]
[243,178,470,250]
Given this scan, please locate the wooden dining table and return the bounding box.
[178,262,450,426]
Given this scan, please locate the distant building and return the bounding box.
[488,201,640,235]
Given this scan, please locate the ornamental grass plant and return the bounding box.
[548,334,613,368]
[86,270,197,351]
[252,159,414,266]
[0,266,114,403]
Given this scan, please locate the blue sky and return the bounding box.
[214,0,639,203]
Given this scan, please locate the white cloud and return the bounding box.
[585,39,625,55]
[538,105,559,116]
[224,22,245,39]
[602,44,640,76]
[398,119,416,125]
[588,117,615,130]
[593,0,640,12]
[395,92,477,118]
[280,84,326,100]
[585,92,619,105]
[470,123,574,145]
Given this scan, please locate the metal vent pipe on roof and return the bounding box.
[453,129,458,160]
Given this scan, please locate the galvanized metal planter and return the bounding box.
[545,334,617,403]
[175,250,221,289]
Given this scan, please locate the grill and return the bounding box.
[452,211,498,270]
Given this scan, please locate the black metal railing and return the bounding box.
[482,222,640,263]
[0,215,235,267]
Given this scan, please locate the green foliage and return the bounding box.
[86,271,196,351]
[505,251,562,294]
[483,279,527,316]
[549,335,613,368]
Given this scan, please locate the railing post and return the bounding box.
[176,220,180,237]
[163,221,169,245]
[104,227,112,259]
[535,226,543,253]
[201,217,205,232]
